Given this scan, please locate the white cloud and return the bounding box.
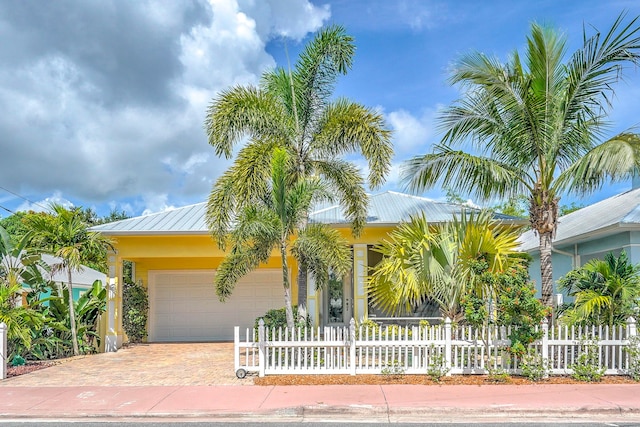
[387,108,436,155]
[16,191,74,213]
[0,0,330,216]
[140,193,176,216]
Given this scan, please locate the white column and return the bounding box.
[353,244,368,322]
[105,250,123,352]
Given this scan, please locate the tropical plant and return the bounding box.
[213,149,351,327]
[25,203,113,355]
[0,281,44,360]
[494,264,549,356]
[74,279,107,352]
[205,25,393,318]
[123,279,149,344]
[571,336,606,382]
[368,210,522,320]
[558,251,640,326]
[403,14,640,309]
[0,225,47,359]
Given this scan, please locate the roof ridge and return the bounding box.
[91,201,206,229]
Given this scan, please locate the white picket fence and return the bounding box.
[234,317,639,378]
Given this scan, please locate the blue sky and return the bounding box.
[1,0,639,219]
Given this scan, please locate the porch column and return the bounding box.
[105,250,123,352]
[307,273,319,326]
[353,244,368,322]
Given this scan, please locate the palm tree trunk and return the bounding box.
[281,244,295,329]
[530,187,559,312]
[539,231,554,309]
[296,214,309,323]
[67,268,80,356]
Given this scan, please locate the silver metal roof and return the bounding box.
[2,253,106,287]
[91,191,518,235]
[91,203,207,234]
[518,187,640,252]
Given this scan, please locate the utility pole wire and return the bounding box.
[0,185,48,211]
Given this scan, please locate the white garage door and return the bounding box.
[148,269,284,342]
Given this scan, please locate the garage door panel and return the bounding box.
[149,269,283,342]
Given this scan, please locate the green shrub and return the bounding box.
[255,306,309,336]
[486,356,511,382]
[520,349,548,381]
[381,360,405,378]
[626,335,640,381]
[122,280,148,343]
[570,337,605,382]
[426,345,450,382]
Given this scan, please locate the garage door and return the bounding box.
[148,269,284,342]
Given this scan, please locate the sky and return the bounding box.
[1,0,640,219]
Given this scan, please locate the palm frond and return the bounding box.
[402,146,526,200]
[556,132,640,195]
[293,24,355,137]
[312,159,368,236]
[313,98,392,188]
[205,85,291,159]
[563,13,640,127]
[214,246,264,301]
[292,224,351,290]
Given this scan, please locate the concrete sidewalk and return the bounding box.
[1,383,640,422]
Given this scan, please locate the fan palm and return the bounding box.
[205,25,393,317]
[558,251,640,326]
[25,204,113,356]
[368,210,522,320]
[214,149,351,328]
[403,14,640,308]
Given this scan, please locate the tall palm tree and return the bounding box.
[214,149,351,327]
[25,204,113,356]
[205,25,393,317]
[368,211,522,320]
[558,251,640,326]
[403,14,640,308]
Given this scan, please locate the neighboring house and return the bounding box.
[39,253,107,300]
[91,191,520,351]
[518,185,640,303]
[1,253,106,301]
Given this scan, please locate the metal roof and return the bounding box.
[518,187,640,252]
[2,253,106,287]
[91,191,519,235]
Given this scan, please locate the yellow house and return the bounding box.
[92,191,518,352]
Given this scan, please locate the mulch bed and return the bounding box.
[6,361,58,378]
[254,374,639,386]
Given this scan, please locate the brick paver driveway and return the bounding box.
[1,343,252,386]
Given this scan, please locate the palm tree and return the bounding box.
[558,251,640,326]
[205,25,393,318]
[214,148,352,328]
[368,210,522,320]
[403,14,640,308]
[25,204,113,356]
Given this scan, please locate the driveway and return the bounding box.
[1,343,252,386]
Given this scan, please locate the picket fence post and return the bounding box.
[629,317,637,339]
[541,318,549,378]
[258,319,265,377]
[349,318,356,376]
[0,322,6,380]
[444,317,452,376]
